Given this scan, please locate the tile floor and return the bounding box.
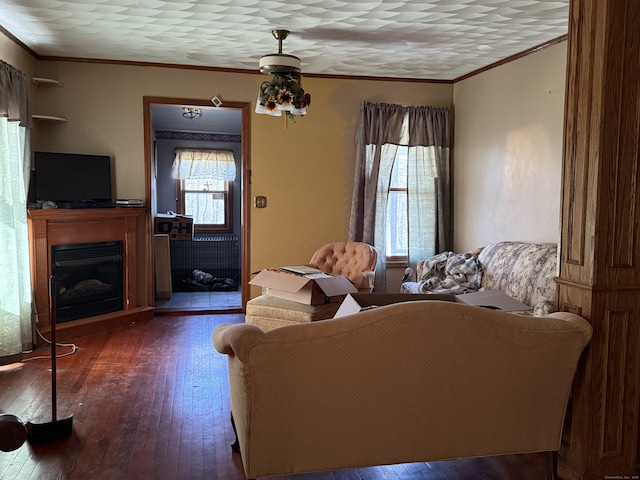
[155,289,242,311]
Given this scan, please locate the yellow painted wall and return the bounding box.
[452,41,567,252]
[3,28,568,298]
[27,58,451,297]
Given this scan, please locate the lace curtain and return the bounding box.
[171,149,236,181]
[0,60,32,365]
[349,101,450,291]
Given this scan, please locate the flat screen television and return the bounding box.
[34,151,113,206]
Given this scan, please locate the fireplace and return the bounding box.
[28,208,152,343]
[51,241,124,323]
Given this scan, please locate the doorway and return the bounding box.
[143,97,250,313]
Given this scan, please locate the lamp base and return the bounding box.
[0,414,28,452]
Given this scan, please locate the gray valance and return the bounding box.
[0,60,29,126]
[355,102,449,148]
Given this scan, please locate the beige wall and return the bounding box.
[3,28,568,297]
[452,41,567,252]
[15,49,452,297]
[0,33,35,78]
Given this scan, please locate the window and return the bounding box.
[386,146,409,264]
[171,148,236,234]
[350,102,450,288]
[177,178,232,233]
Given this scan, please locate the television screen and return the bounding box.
[34,152,113,204]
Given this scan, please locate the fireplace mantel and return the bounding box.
[28,208,153,341]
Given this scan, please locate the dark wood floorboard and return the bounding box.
[1,314,550,479]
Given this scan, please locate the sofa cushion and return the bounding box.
[478,241,558,310]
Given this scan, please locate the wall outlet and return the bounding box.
[254,196,267,208]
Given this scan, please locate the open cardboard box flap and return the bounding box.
[250,270,311,293]
[310,275,357,297]
[335,290,531,318]
[250,269,357,305]
[335,293,459,318]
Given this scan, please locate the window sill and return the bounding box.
[386,257,408,268]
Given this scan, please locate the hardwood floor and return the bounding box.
[1,314,551,479]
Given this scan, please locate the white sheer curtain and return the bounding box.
[0,61,32,365]
[349,102,450,291]
[406,145,439,266]
[171,148,236,181]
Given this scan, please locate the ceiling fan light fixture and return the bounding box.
[256,29,310,124]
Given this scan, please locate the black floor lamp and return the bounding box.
[26,275,74,442]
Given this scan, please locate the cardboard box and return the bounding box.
[334,290,532,318]
[457,290,531,312]
[250,269,357,305]
[334,292,459,318]
[154,214,193,241]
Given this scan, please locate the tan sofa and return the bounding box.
[213,300,592,479]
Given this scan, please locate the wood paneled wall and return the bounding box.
[558,0,640,478]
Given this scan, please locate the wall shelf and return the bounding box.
[32,77,65,121]
[32,114,67,122]
[32,77,63,87]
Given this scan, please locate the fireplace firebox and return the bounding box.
[51,241,124,323]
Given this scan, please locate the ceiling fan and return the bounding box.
[255,29,311,122]
[258,29,302,75]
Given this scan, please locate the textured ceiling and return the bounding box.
[0,0,569,81]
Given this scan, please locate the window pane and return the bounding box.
[387,146,408,258]
[185,192,225,225]
[386,190,408,256]
[184,178,226,191]
[390,147,408,188]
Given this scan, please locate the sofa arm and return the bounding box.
[533,300,557,317]
[212,323,265,362]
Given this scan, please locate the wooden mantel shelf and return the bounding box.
[28,208,153,342]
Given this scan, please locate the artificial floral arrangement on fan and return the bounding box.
[257,74,311,122]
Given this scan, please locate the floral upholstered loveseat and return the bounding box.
[401,241,558,316]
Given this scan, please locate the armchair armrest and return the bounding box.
[356,271,375,292]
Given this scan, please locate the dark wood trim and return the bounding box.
[0,24,39,58]
[5,24,566,84]
[143,96,250,312]
[34,55,452,83]
[453,35,569,82]
[177,178,234,234]
[240,103,251,311]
